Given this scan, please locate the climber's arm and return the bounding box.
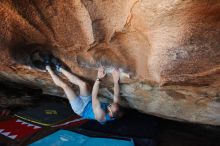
[112,69,121,103]
[91,67,106,122]
[92,79,106,122]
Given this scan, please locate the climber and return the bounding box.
[44,58,124,123]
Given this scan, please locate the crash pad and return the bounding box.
[51,116,88,128]
[0,118,41,141]
[28,130,134,146]
[15,99,75,126]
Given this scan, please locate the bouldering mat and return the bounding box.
[79,109,160,138]
[28,130,134,146]
[0,118,41,141]
[51,116,88,128]
[15,99,75,126]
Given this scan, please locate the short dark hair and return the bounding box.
[112,104,125,118]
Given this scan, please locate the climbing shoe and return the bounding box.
[31,50,51,71]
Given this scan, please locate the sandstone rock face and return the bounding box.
[0,0,220,125]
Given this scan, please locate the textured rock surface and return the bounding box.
[0,0,220,125]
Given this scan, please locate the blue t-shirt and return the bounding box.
[81,101,113,123]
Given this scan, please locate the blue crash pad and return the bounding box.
[29,130,134,146]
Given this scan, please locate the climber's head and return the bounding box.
[107,103,124,118]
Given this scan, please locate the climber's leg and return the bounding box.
[46,65,77,101]
[59,67,90,97]
[46,65,88,115]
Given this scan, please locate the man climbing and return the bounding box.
[45,60,124,123]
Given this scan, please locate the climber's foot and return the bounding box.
[50,56,71,73]
[31,51,51,71]
[45,65,51,72]
[50,57,62,73]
